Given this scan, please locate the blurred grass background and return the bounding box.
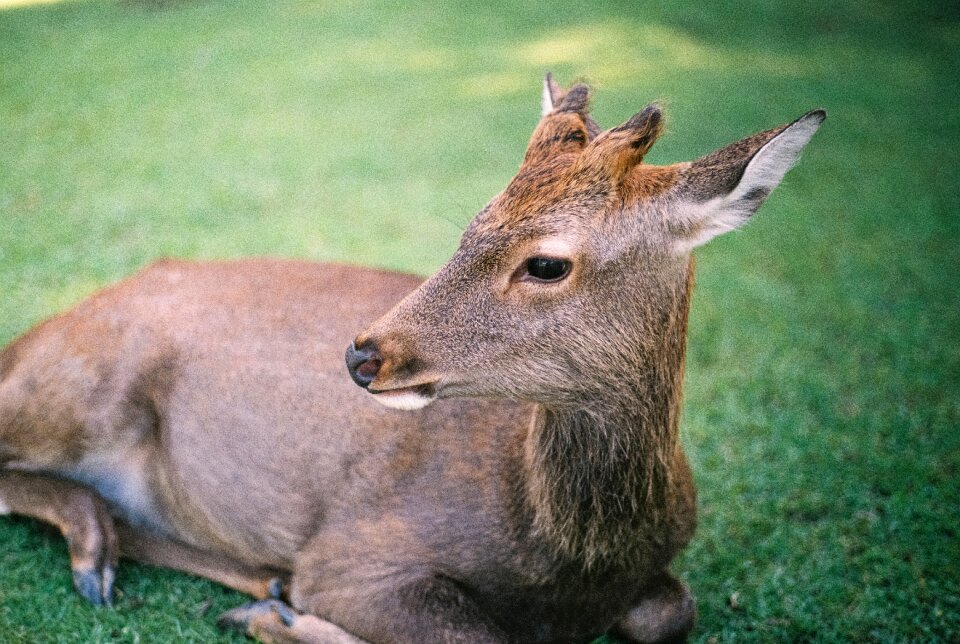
[1,0,958,641]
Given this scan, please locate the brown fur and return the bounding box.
[622,164,684,204]
[0,76,823,642]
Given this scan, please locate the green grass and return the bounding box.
[1,0,958,641]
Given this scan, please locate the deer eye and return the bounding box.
[524,257,571,282]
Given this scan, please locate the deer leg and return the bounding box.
[218,599,367,644]
[0,471,287,607]
[611,572,695,643]
[114,520,289,600]
[218,575,508,643]
[0,470,118,606]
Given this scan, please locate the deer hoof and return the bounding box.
[267,576,285,599]
[218,598,297,632]
[72,566,114,607]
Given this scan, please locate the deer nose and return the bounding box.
[345,340,383,389]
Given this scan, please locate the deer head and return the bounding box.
[346,75,825,411]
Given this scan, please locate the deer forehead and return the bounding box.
[463,171,676,268]
[458,201,671,284]
[477,155,684,241]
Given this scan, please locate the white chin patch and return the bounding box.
[371,390,435,411]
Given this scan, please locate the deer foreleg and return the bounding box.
[0,470,118,606]
[115,520,289,600]
[218,599,367,643]
[219,574,512,643]
[274,575,509,644]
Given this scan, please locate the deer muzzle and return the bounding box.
[344,339,438,411]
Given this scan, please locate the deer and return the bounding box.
[0,75,824,642]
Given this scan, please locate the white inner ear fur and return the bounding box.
[541,79,555,117]
[731,113,823,203]
[673,112,824,254]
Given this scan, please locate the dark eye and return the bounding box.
[524,257,571,282]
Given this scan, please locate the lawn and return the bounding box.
[1,0,958,641]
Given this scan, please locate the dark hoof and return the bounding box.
[218,599,297,632]
[72,566,114,607]
[267,577,284,599]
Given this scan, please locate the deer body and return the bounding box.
[0,77,823,642]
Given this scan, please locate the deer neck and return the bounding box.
[522,263,693,569]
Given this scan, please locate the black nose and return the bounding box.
[345,340,382,389]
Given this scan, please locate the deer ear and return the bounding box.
[522,82,593,165]
[669,109,826,252]
[539,73,602,139]
[580,104,664,183]
[542,72,563,116]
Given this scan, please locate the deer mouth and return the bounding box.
[367,382,438,411]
